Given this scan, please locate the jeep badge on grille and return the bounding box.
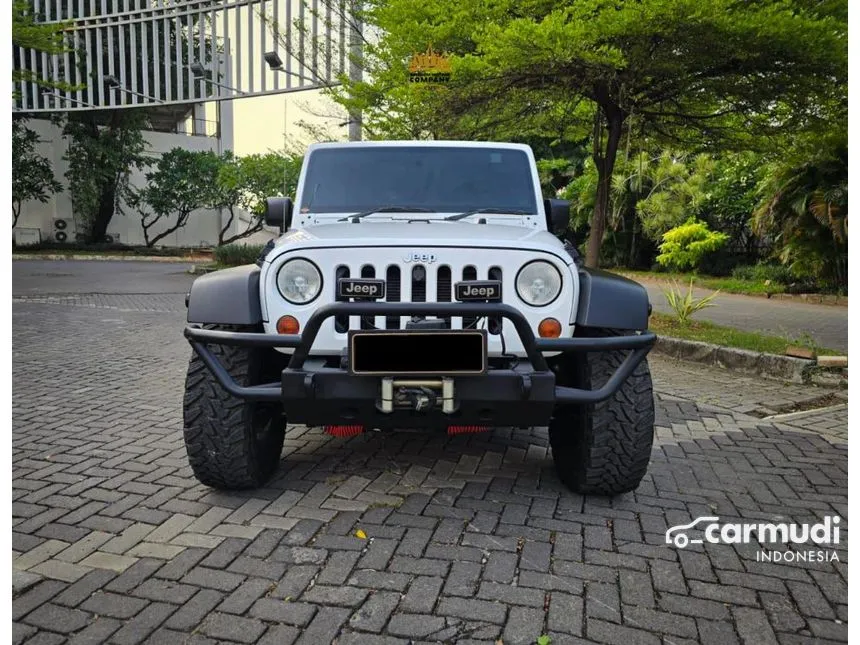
[455,280,502,301]
[339,278,386,299]
[403,252,437,263]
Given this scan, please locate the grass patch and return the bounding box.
[650,312,839,356]
[620,269,786,296]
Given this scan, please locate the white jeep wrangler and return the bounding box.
[184,141,656,495]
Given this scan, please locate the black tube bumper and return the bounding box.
[184,302,656,427]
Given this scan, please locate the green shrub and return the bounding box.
[213,243,265,267]
[655,218,729,271]
[731,263,795,285]
[662,278,720,325]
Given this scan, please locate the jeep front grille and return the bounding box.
[334,263,503,332]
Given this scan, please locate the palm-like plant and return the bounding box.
[753,144,848,290]
[662,279,720,325]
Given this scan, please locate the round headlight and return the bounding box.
[515,260,562,306]
[277,258,322,304]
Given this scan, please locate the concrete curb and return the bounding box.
[652,336,846,387]
[765,292,848,306]
[13,253,213,264]
[762,403,848,423]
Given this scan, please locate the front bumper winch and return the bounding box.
[184,302,656,429]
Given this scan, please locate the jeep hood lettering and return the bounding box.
[269,221,569,262]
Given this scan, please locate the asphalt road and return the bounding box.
[11,260,848,352]
[12,259,195,296]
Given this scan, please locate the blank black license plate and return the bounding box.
[348,330,487,375]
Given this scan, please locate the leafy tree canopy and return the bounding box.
[331,0,847,266]
[12,118,62,227]
[63,110,149,243]
[12,0,75,93]
[130,148,221,247]
[213,151,303,244]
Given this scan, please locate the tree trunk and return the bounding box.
[145,211,190,247]
[218,207,236,245]
[13,201,21,228]
[585,107,624,268]
[82,112,127,243]
[89,181,116,242]
[628,214,638,267]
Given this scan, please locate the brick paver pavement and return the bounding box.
[12,263,847,645]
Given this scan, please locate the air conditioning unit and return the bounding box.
[13,228,41,247]
[52,217,73,242]
[104,233,119,244]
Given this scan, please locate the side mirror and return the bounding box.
[264,197,293,231]
[544,198,570,235]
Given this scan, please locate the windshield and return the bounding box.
[300,146,538,214]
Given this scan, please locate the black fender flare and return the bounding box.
[186,264,263,325]
[576,267,650,331]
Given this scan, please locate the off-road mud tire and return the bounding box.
[549,328,655,495]
[183,324,286,489]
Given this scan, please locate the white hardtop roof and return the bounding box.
[306,140,533,153]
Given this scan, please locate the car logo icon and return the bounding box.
[403,252,437,264]
[665,516,720,548]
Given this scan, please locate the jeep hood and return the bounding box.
[269,221,569,261]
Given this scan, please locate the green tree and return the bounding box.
[63,111,149,243]
[12,1,74,93]
[698,153,766,261]
[329,0,846,267]
[12,117,62,227]
[562,150,715,267]
[753,136,847,290]
[634,153,715,240]
[130,148,221,247]
[212,151,302,245]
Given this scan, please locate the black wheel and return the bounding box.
[183,324,286,489]
[549,328,655,495]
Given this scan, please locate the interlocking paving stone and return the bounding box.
[12,581,66,621]
[293,606,351,645]
[386,613,447,639]
[347,590,401,633]
[301,585,370,607]
[11,267,849,644]
[249,598,317,626]
[217,578,274,615]
[503,606,545,645]
[66,616,122,645]
[199,612,266,644]
[23,603,91,633]
[29,559,93,583]
[163,589,223,631]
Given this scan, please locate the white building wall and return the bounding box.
[15,117,274,248]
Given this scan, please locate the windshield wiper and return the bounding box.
[338,206,436,222]
[443,208,534,222]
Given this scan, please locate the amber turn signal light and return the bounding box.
[276,315,300,334]
[538,318,562,338]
